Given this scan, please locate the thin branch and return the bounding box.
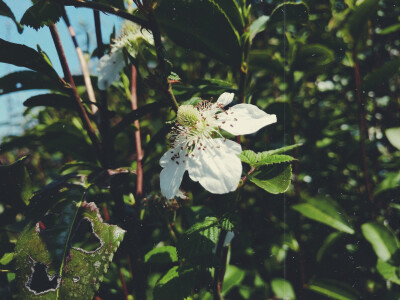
[62,9,98,114]
[353,49,374,210]
[130,65,143,197]
[49,23,102,159]
[56,0,150,29]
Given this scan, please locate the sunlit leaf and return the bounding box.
[271,278,296,300]
[376,259,400,285]
[249,15,268,41]
[374,171,400,195]
[361,222,399,261]
[308,279,359,300]
[222,265,245,295]
[145,246,178,264]
[292,197,355,234]
[386,127,400,150]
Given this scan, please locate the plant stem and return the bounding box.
[146,9,180,111]
[130,65,144,197]
[49,23,102,160]
[56,0,150,29]
[213,229,228,300]
[62,9,98,114]
[352,49,374,209]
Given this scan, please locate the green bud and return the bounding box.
[177,105,200,126]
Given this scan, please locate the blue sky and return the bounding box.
[0,0,123,138]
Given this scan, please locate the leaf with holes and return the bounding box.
[292,197,355,234]
[20,0,64,30]
[248,164,292,194]
[0,156,33,206]
[14,200,125,299]
[177,217,220,267]
[0,39,62,85]
[0,0,23,33]
[155,0,241,66]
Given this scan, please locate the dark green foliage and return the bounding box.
[20,0,64,30]
[0,0,23,32]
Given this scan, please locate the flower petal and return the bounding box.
[97,49,125,90]
[219,103,277,135]
[188,139,242,194]
[160,149,187,199]
[216,92,234,107]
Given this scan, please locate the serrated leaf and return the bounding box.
[23,94,76,110]
[0,0,23,33]
[386,127,400,150]
[145,246,178,264]
[308,279,359,300]
[15,200,125,299]
[362,59,400,91]
[361,222,399,261]
[177,217,220,267]
[0,156,33,206]
[271,278,296,300]
[347,0,379,40]
[255,154,295,166]
[0,39,62,84]
[20,0,64,30]
[376,259,400,285]
[249,15,268,41]
[262,144,302,155]
[239,150,257,165]
[267,2,309,29]
[155,0,241,66]
[168,72,181,82]
[249,164,292,194]
[292,197,355,234]
[154,266,210,300]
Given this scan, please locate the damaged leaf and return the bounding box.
[14,200,125,299]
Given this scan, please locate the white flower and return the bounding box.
[159,92,277,199]
[97,22,154,90]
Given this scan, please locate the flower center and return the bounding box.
[177,105,200,126]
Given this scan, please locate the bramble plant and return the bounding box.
[0,0,399,299]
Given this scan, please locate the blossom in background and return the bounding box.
[97,23,154,90]
[160,92,277,199]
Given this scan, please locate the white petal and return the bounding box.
[216,92,234,107]
[160,149,188,199]
[219,103,277,135]
[188,139,242,194]
[97,49,125,90]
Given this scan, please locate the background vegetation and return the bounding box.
[0,0,400,299]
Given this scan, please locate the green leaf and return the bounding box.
[240,150,295,167]
[221,265,245,295]
[215,0,244,32]
[145,246,178,264]
[292,44,335,74]
[0,156,33,206]
[15,200,125,299]
[23,94,76,110]
[0,39,62,84]
[378,23,400,35]
[376,259,400,285]
[154,266,210,300]
[347,0,379,40]
[155,0,241,66]
[308,279,359,300]
[361,222,399,261]
[181,96,203,106]
[249,15,268,41]
[177,217,220,267]
[292,197,355,234]
[374,171,400,195]
[362,59,400,91]
[267,2,309,29]
[0,253,14,266]
[271,278,296,300]
[386,127,400,150]
[317,232,344,262]
[249,164,292,194]
[261,144,302,156]
[0,71,58,96]
[20,0,64,30]
[239,150,257,165]
[0,0,23,33]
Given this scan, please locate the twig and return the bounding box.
[130,65,144,197]
[55,0,150,29]
[353,49,374,210]
[49,23,102,160]
[62,9,98,114]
